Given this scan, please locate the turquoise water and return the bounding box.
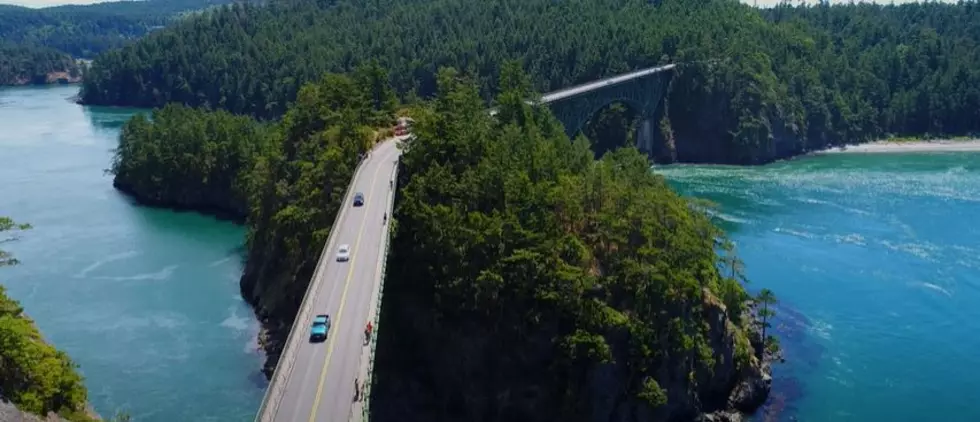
[659,152,980,421]
[0,85,265,421]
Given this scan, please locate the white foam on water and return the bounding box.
[75,250,142,278]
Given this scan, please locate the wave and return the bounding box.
[208,256,234,267]
[706,209,754,224]
[91,265,178,282]
[220,308,249,331]
[915,281,953,297]
[832,233,866,246]
[879,240,938,261]
[75,250,142,278]
[773,227,817,239]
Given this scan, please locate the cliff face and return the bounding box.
[649,62,811,166]
[371,287,771,422]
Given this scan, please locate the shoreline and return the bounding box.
[814,139,980,155]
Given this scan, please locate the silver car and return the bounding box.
[336,244,351,262]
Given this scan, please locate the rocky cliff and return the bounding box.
[649,62,813,166]
[370,286,771,422]
[0,401,72,422]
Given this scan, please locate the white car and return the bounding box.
[336,244,351,262]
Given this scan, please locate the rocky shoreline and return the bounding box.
[699,301,778,422]
[112,178,247,224]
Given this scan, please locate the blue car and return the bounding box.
[353,192,365,207]
[310,314,331,343]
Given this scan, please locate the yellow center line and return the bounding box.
[307,146,387,422]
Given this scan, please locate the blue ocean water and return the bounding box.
[0,85,265,421]
[659,151,980,421]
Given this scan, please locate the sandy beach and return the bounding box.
[816,139,980,154]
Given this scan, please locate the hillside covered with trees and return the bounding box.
[371,65,772,421]
[0,41,81,85]
[0,0,234,58]
[81,0,980,164]
[0,0,234,85]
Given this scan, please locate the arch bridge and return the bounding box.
[493,63,676,154]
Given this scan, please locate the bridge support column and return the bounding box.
[635,116,655,155]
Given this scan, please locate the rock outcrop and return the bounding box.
[370,287,773,422]
[0,401,71,422]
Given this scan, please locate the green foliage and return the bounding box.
[0,218,31,267]
[109,66,394,331]
[111,103,273,218]
[638,377,668,407]
[765,334,780,355]
[80,0,980,162]
[733,328,753,370]
[0,41,79,85]
[756,288,777,343]
[0,219,90,420]
[0,0,235,59]
[373,66,755,419]
[238,69,393,326]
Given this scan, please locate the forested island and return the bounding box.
[79,0,980,420]
[0,0,234,86]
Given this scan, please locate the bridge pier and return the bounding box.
[635,116,655,155]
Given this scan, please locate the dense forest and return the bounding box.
[110,63,398,375]
[112,103,272,219]
[0,0,235,58]
[0,0,234,85]
[81,0,980,163]
[371,65,771,421]
[0,41,80,85]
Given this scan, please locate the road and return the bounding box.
[264,137,402,422]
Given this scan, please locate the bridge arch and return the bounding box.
[540,65,674,155]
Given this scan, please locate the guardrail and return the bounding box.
[254,150,372,422]
[358,155,399,422]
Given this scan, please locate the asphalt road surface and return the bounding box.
[270,137,402,422]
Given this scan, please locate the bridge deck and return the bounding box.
[539,63,675,104]
[254,137,403,422]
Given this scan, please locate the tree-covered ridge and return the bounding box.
[371,65,768,421]
[0,41,80,85]
[762,1,980,136]
[0,218,91,421]
[80,0,980,163]
[0,0,235,59]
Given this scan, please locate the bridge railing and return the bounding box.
[254,152,371,422]
[360,155,399,422]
